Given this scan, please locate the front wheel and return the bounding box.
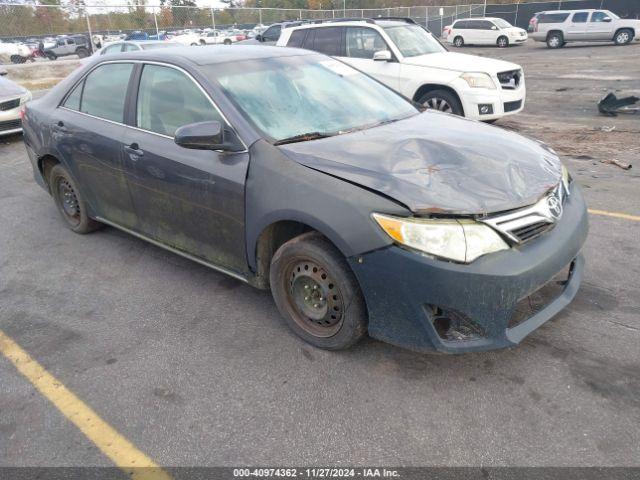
[223,39,232,45]
[49,164,102,234]
[419,89,464,116]
[614,29,633,45]
[46,52,57,60]
[10,55,26,64]
[270,232,367,350]
[453,36,464,48]
[497,36,509,48]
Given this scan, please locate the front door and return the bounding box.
[54,62,137,229]
[340,26,401,91]
[586,11,615,40]
[121,63,250,274]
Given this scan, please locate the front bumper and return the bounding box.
[453,78,526,121]
[0,105,22,136]
[349,185,588,354]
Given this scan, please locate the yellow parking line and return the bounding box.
[0,330,172,480]
[588,209,640,222]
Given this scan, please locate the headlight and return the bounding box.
[20,92,32,105]
[372,213,509,263]
[561,164,571,194]
[460,72,496,90]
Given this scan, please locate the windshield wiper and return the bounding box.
[274,132,335,146]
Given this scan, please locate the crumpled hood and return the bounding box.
[402,51,521,74]
[0,76,27,99]
[278,111,561,215]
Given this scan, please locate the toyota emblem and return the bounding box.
[547,195,563,220]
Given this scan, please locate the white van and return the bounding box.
[446,18,528,48]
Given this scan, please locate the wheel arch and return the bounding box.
[613,27,635,41]
[413,84,464,115]
[546,30,564,41]
[37,154,61,193]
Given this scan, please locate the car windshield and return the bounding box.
[209,54,418,143]
[493,19,512,28]
[383,24,445,57]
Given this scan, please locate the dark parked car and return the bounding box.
[22,46,588,354]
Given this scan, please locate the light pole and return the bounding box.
[343,0,346,18]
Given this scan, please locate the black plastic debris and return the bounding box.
[598,92,640,116]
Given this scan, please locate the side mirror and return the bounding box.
[174,121,243,152]
[491,25,498,30]
[602,16,612,22]
[373,50,392,61]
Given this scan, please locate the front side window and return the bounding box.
[136,64,224,137]
[212,54,417,142]
[262,25,281,41]
[345,27,387,59]
[572,12,589,23]
[453,20,468,29]
[383,24,445,57]
[80,63,133,122]
[538,13,570,23]
[492,19,512,29]
[590,11,610,22]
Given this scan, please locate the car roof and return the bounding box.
[98,45,315,66]
[286,19,415,30]
[539,9,599,14]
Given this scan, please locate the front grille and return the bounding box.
[481,184,567,245]
[497,69,522,89]
[0,119,22,132]
[504,100,522,112]
[508,261,573,329]
[0,98,20,111]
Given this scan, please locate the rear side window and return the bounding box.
[345,27,386,59]
[454,20,469,29]
[538,13,570,23]
[77,63,133,122]
[572,12,589,23]
[312,27,342,56]
[287,29,307,48]
[136,64,224,137]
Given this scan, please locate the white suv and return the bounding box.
[530,9,639,48]
[277,18,525,121]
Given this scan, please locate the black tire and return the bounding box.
[199,39,206,46]
[49,164,102,234]
[269,232,367,350]
[190,42,198,46]
[223,39,232,45]
[614,28,633,45]
[46,52,57,60]
[418,89,464,116]
[546,32,564,49]
[76,48,89,58]
[484,119,498,124]
[497,35,509,48]
[10,55,26,64]
[453,36,464,48]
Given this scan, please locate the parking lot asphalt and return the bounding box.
[1,40,639,468]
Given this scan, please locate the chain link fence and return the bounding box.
[1,0,639,61]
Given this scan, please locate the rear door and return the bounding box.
[566,11,588,40]
[339,26,401,91]
[120,63,250,273]
[55,61,137,228]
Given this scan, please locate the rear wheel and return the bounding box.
[497,36,509,48]
[10,55,26,64]
[223,39,232,45]
[269,232,367,350]
[614,29,633,45]
[453,36,464,47]
[419,89,463,116]
[546,32,563,49]
[76,48,89,58]
[190,42,198,46]
[49,164,102,234]
[46,52,57,60]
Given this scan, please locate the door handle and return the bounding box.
[52,120,68,132]
[124,143,144,160]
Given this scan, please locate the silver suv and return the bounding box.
[530,9,639,48]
